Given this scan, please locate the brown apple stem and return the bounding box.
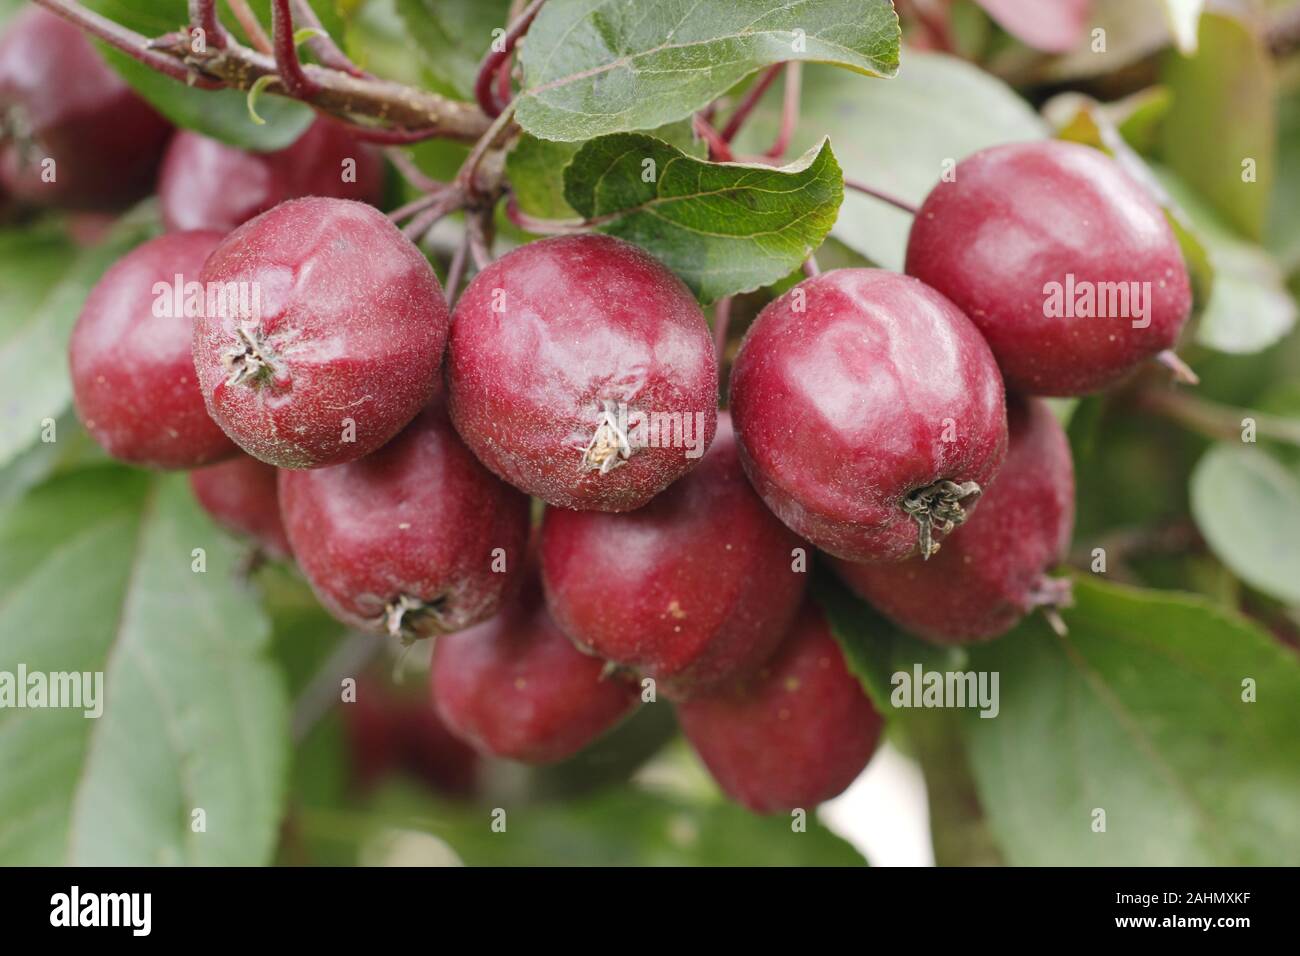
[903,479,982,559]
[1154,348,1199,385]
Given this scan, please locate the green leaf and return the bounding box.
[1156,169,1296,353]
[306,784,866,866]
[507,120,702,220]
[1161,12,1276,242]
[0,211,157,470]
[394,0,512,99]
[963,576,1300,865]
[815,573,1006,865]
[0,469,289,865]
[1190,444,1300,604]
[1038,0,1177,82]
[1268,90,1300,276]
[564,134,842,302]
[733,56,1046,271]
[516,0,900,142]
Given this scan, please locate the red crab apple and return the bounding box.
[729,268,1008,563]
[540,412,807,698]
[159,119,386,233]
[905,140,1193,396]
[344,678,479,797]
[446,233,718,511]
[432,569,641,764]
[831,396,1075,643]
[193,197,447,469]
[678,600,883,813]
[70,230,237,469]
[278,397,531,639]
[189,454,292,559]
[0,7,171,210]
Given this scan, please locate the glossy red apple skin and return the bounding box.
[159,119,385,233]
[729,268,1008,563]
[540,413,806,699]
[446,234,718,512]
[678,601,883,814]
[905,140,1192,396]
[70,230,237,469]
[431,570,641,765]
[0,7,172,210]
[194,197,447,469]
[278,398,531,639]
[831,396,1075,644]
[189,454,292,559]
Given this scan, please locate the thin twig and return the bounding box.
[844,176,919,214]
[765,61,801,159]
[224,0,271,53]
[190,0,228,48]
[467,210,494,270]
[290,0,366,77]
[35,0,223,87]
[444,234,471,304]
[402,187,468,240]
[713,296,733,370]
[474,0,546,117]
[694,113,734,161]
[504,194,588,234]
[271,0,319,97]
[291,633,384,744]
[1155,349,1200,386]
[721,64,784,142]
[802,255,821,278]
[1137,389,1300,448]
[387,189,446,224]
[455,103,520,197]
[145,29,491,138]
[386,148,441,192]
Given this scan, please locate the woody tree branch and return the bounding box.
[33,0,493,142]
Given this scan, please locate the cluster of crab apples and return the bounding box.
[6,7,1192,812]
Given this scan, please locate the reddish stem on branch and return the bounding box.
[190,0,228,49]
[403,188,468,242]
[225,0,272,53]
[505,195,588,235]
[495,56,513,111]
[474,0,547,117]
[844,177,919,215]
[387,189,448,224]
[290,0,367,78]
[694,114,734,162]
[721,64,784,142]
[444,234,472,304]
[271,0,319,97]
[713,297,733,370]
[765,61,801,159]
